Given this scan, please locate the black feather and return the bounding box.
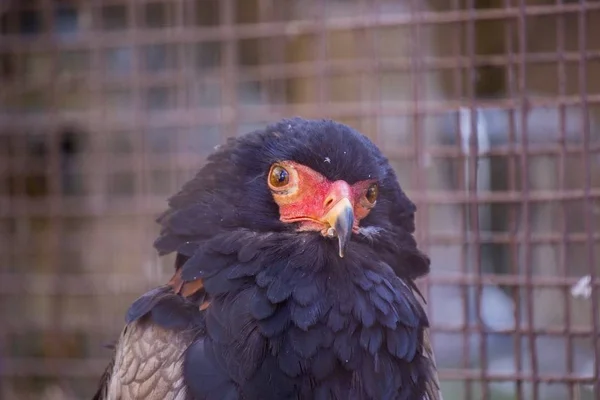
[291,276,323,306]
[125,286,170,324]
[351,289,376,328]
[359,326,384,355]
[290,295,328,331]
[326,307,348,332]
[203,268,245,295]
[149,294,203,330]
[184,338,239,400]
[226,262,262,279]
[250,290,277,320]
[265,276,294,303]
[288,324,328,358]
[311,348,338,381]
[257,303,291,337]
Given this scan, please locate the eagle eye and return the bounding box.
[365,183,379,204]
[268,164,290,188]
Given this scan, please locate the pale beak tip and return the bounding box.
[322,197,354,258]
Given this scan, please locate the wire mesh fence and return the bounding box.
[0,0,599,399]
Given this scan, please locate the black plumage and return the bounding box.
[93,117,441,400]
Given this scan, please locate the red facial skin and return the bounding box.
[268,161,377,234]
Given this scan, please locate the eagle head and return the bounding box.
[155,117,429,280]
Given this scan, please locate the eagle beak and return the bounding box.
[322,197,354,258]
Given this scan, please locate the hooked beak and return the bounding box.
[322,197,354,258]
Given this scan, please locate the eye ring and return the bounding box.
[268,164,290,188]
[365,183,379,205]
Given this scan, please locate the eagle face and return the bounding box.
[97,118,440,400]
[156,117,429,280]
[266,159,376,258]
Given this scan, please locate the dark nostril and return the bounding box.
[324,197,334,208]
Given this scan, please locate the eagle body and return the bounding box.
[93,118,442,400]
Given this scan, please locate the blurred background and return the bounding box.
[1,0,599,399]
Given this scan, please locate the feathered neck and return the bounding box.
[177,229,425,286]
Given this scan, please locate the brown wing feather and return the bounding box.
[93,270,207,400]
[96,318,191,400]
[422,327,444,400]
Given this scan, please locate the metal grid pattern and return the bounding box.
[1,1,599,399]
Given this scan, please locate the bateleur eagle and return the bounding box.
[93,118,442,400]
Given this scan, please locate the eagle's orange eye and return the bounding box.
[365,183,378,204]
[269,164,290,188]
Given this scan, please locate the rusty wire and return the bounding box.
[1,1,599,399]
